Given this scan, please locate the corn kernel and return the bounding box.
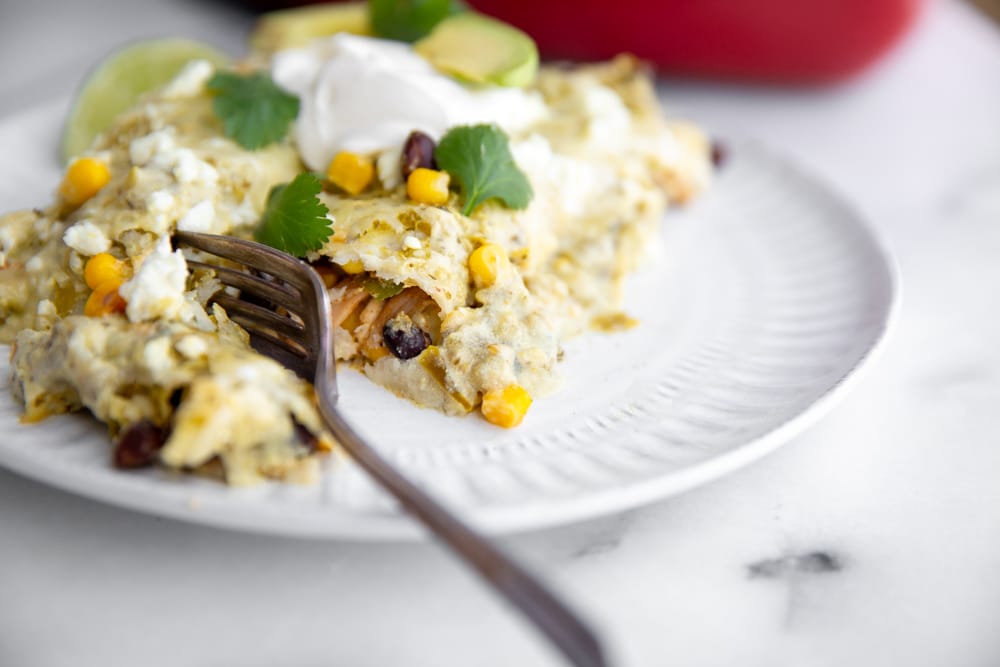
[83,253,131,290]
[468,243,509,287]
[481,384,532,428]
[327,151,374,196]
[406,168,450,206]
[340,259,365,274]
[84,282,127,317]
[60,157,111,206]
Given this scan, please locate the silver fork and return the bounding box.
[174,231,609,667]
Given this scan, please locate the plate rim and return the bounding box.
[0,102,899,540]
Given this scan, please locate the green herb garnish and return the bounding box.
[434,124,533,216]
[363,277,405,300]
[369,0,466,43]
[207,71,299,150]
[255,173,332,256]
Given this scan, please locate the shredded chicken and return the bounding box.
[317,266,440,363]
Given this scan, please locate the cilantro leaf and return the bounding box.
[207,71,299,150]
[434,124,533,216]
[369,0,466,43]
[254,173,332,257]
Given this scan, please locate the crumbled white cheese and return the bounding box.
[25,256,43,273]
[63,220,111,256]
[36,299,58,329]
[583,85,632,147]
[120,236,190,322]
[175,335,208,359]
[376,147,403,190]
[143,336,175,379]
[402,234,421,250]
[147,190,176,214]
[173,149,219,186]
[145,190,177,233]
[130,130,176,167]
[132,129,219,189]
[161,60,214,100]
[177,201,217,233]
[36,299,56,317]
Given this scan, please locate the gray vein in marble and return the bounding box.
[514,511,636,564]
[747,550,847,633]
[568,513,638,561]
[746,551,844,579]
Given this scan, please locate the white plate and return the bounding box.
[0,100,896,540]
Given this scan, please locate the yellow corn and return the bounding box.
[84,282,127,317]
[406,168,450,206]
[327,151,374,196]
[481,384,532,428]
[60,157,111,206]
[340,259,365,274]
[83,253,130,290]
[468,243,508,287]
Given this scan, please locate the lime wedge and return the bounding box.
[249,1,372,54]
[61,38,230,162]
[414,13,539,87]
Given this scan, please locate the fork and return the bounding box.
[174,231,609,667]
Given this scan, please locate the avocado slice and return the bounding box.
[250,1,372,54]
[414,13,539,87]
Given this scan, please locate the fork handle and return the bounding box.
[317,404,609,667]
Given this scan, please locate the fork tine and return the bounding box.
[230,316,311,358]
[210,293,306,338]
[175,231,316,292]
[246,334,313,380]
[188,260,303,313]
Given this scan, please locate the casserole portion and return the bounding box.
[0,37,711,484]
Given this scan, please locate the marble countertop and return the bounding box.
[1,1,999,665]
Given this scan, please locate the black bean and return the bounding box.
[401,130,437,180]
[711,139,728,169]
[113,420,166,469]
[383,315,431,360]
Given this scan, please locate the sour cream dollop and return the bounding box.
[271,33,549,172]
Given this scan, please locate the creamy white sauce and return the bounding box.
[271,33,549,172]
[511,134,617,218]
